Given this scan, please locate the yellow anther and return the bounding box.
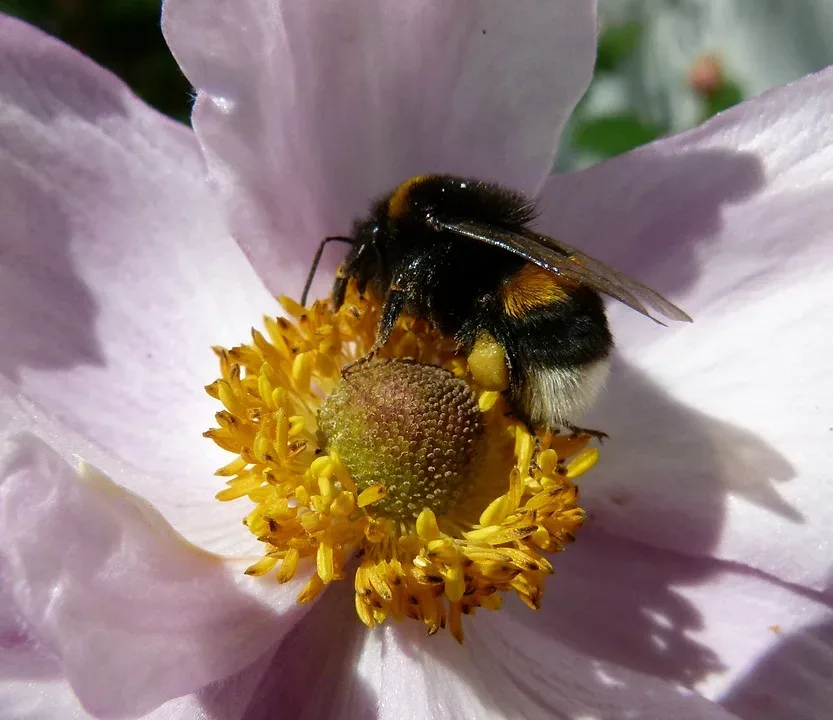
[310,455,332,476]
[275,410,290,462]
[217,381,246,417]
[291,352,312,390]
[277,548,299,583]
[566,447,599,478]
[355,594,376,628]
[443,564,465,603]
[316,542,335,584]
[416,508,442,541]
[258,372,274,406]
[368,567,393,602]
[297,574,325,604]
[330,492,356,517]
[479,495,510,526]
[538,448,558,476]
[278,295,307,318]
[215,475,263,501]
[357,484,388,508]
[214,455,248,477]
[477,390,500,413]
[244,556,278,576]
[465,524,536,544]
[317,474,333,498]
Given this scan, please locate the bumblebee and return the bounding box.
[302,174,691,431]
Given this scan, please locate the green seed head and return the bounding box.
[317,360,486,521]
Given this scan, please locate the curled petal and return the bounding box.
[0,431,307,718]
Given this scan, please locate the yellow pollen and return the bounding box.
[205,283,601,642]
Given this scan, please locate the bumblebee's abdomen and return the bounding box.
[460,264,613,428]
[500,263,572,319]
[493,265,612,370]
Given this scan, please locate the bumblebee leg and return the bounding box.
[342,288,406,376]
[564,422,609,443]
[332,266,349,310]
[372,287,406,351]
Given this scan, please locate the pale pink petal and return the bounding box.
[216,589,373,720]
[0,16,280,553]
[0,430,308,719]
[521,531,832,715]
[0,629,274,720]
[721,606,833,719]
[0,678,93,720]
[362,531,828,719]
[535,68,833,590]
[162,0,598,298]
[0,664,273,720]
[233,529,832,719]
[0,569,84,720]
[0,14,275,486]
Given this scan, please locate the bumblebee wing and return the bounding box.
[435,218,692,324]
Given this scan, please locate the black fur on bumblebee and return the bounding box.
[302,174,691,430]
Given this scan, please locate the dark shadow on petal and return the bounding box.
[582,355,801,561]
[0,20,144,381]
[384,553,733,719]
[199,586,378,720]
[540,147,766,298]
[720,616,833,719]
[522,530,726,685]
[0,165,103,382]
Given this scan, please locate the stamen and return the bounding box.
[205,284,600,641]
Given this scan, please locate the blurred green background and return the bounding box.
[4,1,831,166]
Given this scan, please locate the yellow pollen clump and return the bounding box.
[205,284,599,642]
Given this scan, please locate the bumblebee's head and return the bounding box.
[331,218,385,308]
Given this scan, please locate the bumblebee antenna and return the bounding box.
[301,236,353,306]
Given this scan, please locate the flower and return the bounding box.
[1,3,832,720]
[206,287,596,642]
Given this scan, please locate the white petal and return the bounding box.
[162,0,599,299]
[537,68,833,589]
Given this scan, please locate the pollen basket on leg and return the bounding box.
[205,283,599,642]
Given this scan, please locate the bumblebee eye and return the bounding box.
[424,212,442,232]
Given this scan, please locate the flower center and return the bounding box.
[318,360,486,520]
[204,285,600,642]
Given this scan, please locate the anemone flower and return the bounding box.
[1,2,832,719]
